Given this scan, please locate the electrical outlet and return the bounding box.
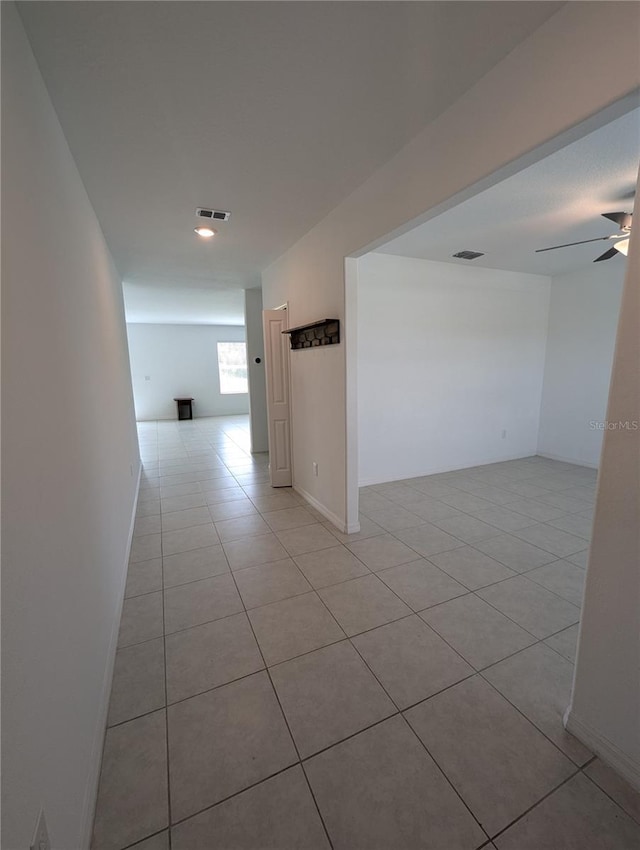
[144,375,151,381]
[30,810,50,850]
[312,462,318,476]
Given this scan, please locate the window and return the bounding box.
[217,342,248,394]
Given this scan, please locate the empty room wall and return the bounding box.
[537,263,625,467]
[127,323,249,420]
[357,253,550,484]
[2,4,140,847]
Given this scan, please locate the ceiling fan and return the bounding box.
[536,212,632,262]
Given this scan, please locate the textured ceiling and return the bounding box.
[379,108,640,276]
[18,1,562,322]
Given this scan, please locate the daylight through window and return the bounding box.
[217,342,248,394]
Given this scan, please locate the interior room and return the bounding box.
[3,3,639,850]
[357,109,636,485]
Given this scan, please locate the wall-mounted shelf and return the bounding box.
[282,319,340,350]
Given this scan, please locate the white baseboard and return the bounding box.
[564,710,640,792]
[79,460,142,849]
[536,451,599,469]
[294,484,360,534]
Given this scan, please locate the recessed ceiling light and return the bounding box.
[194,226,216,238]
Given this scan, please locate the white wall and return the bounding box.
[2,5,140,848]
[566,180,640,790]
[126,323,250,420]
[244,288,269,452]
[262,2,640,530]
[537,263,625,467]
[357,254,550,485]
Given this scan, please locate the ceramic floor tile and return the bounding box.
[377,559,468,611]
[504,498,566,522]
[437,492,497,513]
[305,715,485,850]
[204,486,246,504]
[134,515,162,537]
[118,592,164,648]
[161,523,219,556]
[346,533,417,571]
[92,710,168,850]
[130,533,162,563]
[483,643,591,764]
[162,544,230,588]
[275,524,339,556]
[160,493,207,514]
[405,676,574,836]
[453,483,516,505]
[136,499,161,517]
[469,506,538,533]
[533,491,594,513]
[544,623,580,663]
[393,523,466,558]
[430,513,502,543]
[207,498,257,521]
[473,533,557,572]
[248,592,345,665]
[294,545,370,589]
[171,766,330,850]
[352,615,473,709]
[585,759,640,826]
[223,533,290,570]
[428,546,516,590]
[398,498,464,523]
[168,672,297,822]
[233,558,312,609]
[165,612,264,703]
[512,524,588,557]
[159,482,203,500]
[270,640,396,757]
[160,506,212,533]
[108,638,165,726]
[164,573,243,634]
[126,832,169,850]
[495,773,640,849]
[215,513,271,542]
[360,504,425,532]
[262,506,318,531]
[501,481,556,499]
[249,492,304,512]
[525,560,586,607]
[318,574,411,636]
[477,575,580,638]
[421,594,536,670]
[566,548,589,568]
[546,513,592,539]
[125,559,163,598]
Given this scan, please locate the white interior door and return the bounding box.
[262,309,292,487]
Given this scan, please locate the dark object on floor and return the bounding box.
[174,398,194,420]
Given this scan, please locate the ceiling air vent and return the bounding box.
[452,250,485,260]
[196,208,231,221]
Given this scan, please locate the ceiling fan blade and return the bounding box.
[535,236,612,253]
[601,211,632,229]
[593,246,619,263]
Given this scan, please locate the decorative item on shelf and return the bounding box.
[282,319,340,350]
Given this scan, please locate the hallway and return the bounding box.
[92,416,640,849]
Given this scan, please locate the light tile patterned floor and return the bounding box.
[92,416,640,850]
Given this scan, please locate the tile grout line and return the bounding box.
[217,525,337,850]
